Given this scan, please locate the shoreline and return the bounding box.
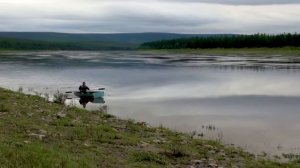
[138,47,300,56]
[0,87,299,167]
[1,47,300,56]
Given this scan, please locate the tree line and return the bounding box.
[0,38,133,50]
[140,33,300,49]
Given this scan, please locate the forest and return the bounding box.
[140,33,300,49]
[0,38,134,50]
[2,33,300,51]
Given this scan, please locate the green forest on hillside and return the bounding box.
[2,33,300,51]
[0,32,223,44]
[0,38,135,50]
[0,32,221,51]
[140,33,300,49]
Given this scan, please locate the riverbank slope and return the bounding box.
[0,88,299,167]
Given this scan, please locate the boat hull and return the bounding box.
[74,91,104,98]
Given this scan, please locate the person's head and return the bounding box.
[82,82,86,86]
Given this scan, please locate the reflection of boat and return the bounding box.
[79,96,105,108]
[74,90,104,98]
[65,90,105,108]
[92,97,105,104]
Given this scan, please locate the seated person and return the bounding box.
[79,82,90,93]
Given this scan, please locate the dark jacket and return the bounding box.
[79,85,90,93]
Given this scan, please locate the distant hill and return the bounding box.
[0,32,230,44]
[0,38,135,50]
[0,32,234,50]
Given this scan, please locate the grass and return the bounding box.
[129,151,166,165]
[139,47,300,56]
[0,87,299,168]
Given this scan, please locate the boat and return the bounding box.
[74,90,104,98]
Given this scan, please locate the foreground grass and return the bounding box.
[0,88,299,168]
[139,47,300,56]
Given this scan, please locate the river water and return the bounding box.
[1,51,300,155]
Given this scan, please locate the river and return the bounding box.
[1,51,300,155]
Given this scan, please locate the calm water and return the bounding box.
[1,51,300,155]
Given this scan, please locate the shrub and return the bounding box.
[53,90,67,104]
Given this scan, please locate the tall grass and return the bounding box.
[53,90,67,104]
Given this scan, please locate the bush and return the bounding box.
[164,134,189,158]
[53,90,67,104]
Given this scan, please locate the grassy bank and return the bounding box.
[139,47,300,56]
[0,88,299,168]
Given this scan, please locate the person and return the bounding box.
[79,82,90,93]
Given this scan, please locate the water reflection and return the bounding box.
[1,51,300,155]
[79,97,94,108]
[109,95,300,155]
[79,97,105,108]
[66,97,106,109]
[65,90,105,109]
[1,51,300,69]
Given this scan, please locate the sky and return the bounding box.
[0,0,299,34]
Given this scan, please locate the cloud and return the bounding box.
[161,0,300,5]
[0,0,299,33]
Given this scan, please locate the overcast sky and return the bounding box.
[0,0,299,34]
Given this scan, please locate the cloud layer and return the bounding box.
[163,0,300,5]
[0,0,299,33]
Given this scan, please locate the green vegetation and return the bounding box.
[3,32,300,52]
[0,32,223,51]
[0,32,223,44]
[0,87,299,167]
[0,38,135,51]
[0,32,236,51]
[53,90,67,104]
[140,33,300,49]
[140,47,300,56]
